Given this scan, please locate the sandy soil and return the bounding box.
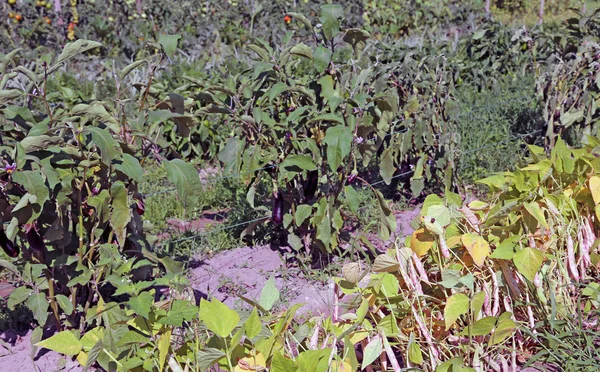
[0,329,82,372]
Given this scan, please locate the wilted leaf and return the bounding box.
[373,254,399,272]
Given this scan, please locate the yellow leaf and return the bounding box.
[158,329,171,372]
[330,360,353,372]
[76,351,88,367]
[447,235,462,248]
[591,176,600,205]
[461,233,490,266]
[234,352,266,372]
[595,204,600,222]
[410,228,435,257]
[349,329,369,345]
[468,200,489,210]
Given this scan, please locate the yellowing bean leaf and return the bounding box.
[523,202,548,229]
[592,176,600,205]
[461,234,490,266]
[410,228,435,257]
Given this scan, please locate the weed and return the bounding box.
[452,75,544,186]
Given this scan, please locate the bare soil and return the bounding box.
[0,329,82,372]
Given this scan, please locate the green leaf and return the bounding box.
[444,293,470,330]
[561,109,584,128]
[245,307,262,339]
[269,82,288,103]
[271,351,298,372]
[0,89,22,105]
[20,135,63,153]
[288,233,303,251]
[199,299,240,338]
[379,147,395,185]
[0,259,19,276]
[313,46,332,73]
[490,235,520,260]
[320,4,344,41]
[74,103,119,131]
[158,34,182,59]
[85,126,120,165]
[80,327,104,351]
[27,292,48,326]
[281,155,316,172]
[109,181,131,247]
[344,186,359,214]
[196,348,226,371]
[36,331,82,356]
[471,291,487,319]
[11,170,49,209]
[361,335,382,370]
[7,286,31,310]
[375,190,396,241]
[120,59,148,80]
[51,40,102,73]
[590,176,600,205]
[380,273,399,297]
[115,330,149,347]
[259,276,280,311]
[426,205,451,227]
[248,44,270,62]
[164,159,202,211]
[317,213,332,249]
[472,29,486,40]
[114,153,144,183]
[513,247,544,282]
[295,204,313,226]
[127,291,154,319]
[343,29,370,50]
[55,294,73,316]
[323,125,353,172]
[408,340,423,365]
[460,316,496,336]
[490,313,516,345]
[318,75,343,111]
[84,340,103,370]
[290,43,313,60]
[161,299,198,327]
[217,138,244,175]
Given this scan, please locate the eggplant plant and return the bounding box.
[0,41,174,331]
[186,5,461,254]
